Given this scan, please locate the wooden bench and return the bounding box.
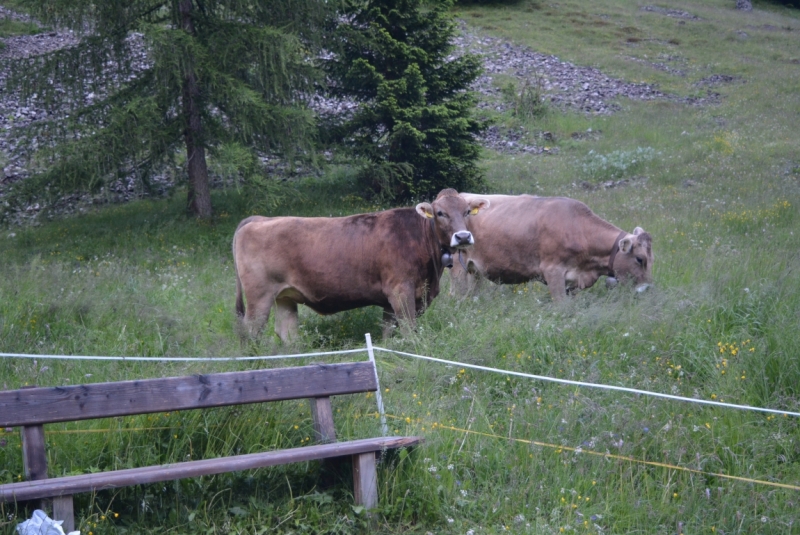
[0,361,422,532]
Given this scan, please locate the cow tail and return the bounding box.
[232,227,246,318]
[235,267,245,318]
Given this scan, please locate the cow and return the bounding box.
[233,189,490,342]
[449,193,653,300]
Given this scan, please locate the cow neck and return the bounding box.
[427,217,446,272]
[607,230,629,277]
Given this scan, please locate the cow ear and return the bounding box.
[416,202,434,219]
[469,198,490,215]
[633,227,645,235]
[619,236,634,253]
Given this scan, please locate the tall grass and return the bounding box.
[2,0,800,533]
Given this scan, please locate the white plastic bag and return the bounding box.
[15,509,80,535]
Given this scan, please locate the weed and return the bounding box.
[579,146,659,181]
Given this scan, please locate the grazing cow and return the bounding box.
[233,189,490,341]
[449,193,653,300]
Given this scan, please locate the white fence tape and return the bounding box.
[2,338,797,419]
[373,345,800,418]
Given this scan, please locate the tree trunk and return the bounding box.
[180,0,212,218]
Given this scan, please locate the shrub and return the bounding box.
[325,0,486,201]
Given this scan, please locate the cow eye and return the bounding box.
[636,257,644,266]
[437,210,444,217]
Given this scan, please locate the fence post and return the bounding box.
[365,334,389,436]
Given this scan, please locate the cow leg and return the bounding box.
[387,286,416,337]
[274,298,299,342]
[239,290,275,340]
[381,307,397,339]
[542,267,568,301]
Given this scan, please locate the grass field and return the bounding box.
[2,0,800,533]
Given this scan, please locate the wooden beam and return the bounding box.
[1,436,422,502]
[21,425,48,481]
[309,397,336,443]
[352,452,378,509]
[53,496,74,533]
[0,362,377,427]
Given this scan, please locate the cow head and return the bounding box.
[609,227,653,292]
[416,189,490,254]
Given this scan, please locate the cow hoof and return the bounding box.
[636,283,652,293]
[606,277,618,288]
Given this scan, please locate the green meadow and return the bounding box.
[2,0,800,533]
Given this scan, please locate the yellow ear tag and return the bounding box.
[470,207,480,215]
[425,211,435,219]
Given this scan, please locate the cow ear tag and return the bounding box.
[469,199,489,215]
[416,203,435,219]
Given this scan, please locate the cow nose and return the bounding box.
[451,231,474,247]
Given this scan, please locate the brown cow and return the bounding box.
[233,189,490,341]
[450,193,653,300]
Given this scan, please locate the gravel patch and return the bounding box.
[1,9,722,225]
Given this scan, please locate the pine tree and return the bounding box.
[4,0,331,218]
[326,0,486,201]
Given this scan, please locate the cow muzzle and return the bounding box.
[450,231,474,249]
[635,283,652,294]
[607,277,652,294]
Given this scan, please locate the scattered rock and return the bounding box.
[578,178,642,191]
[640,6,701,20]
[694,74,743,87]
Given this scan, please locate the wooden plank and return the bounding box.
[0,362,377,427]
[0,436,422,502]
[352,452,378,509]
[309,397,336,443]
[52,496,74,533]
[21,425,48,481]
